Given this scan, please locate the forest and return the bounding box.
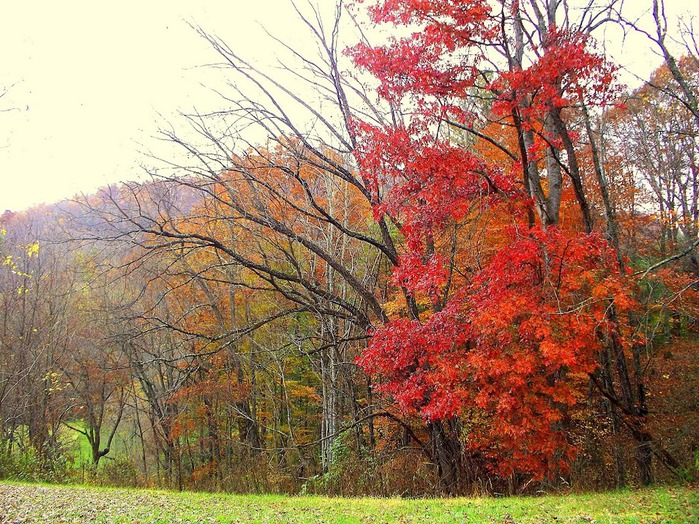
[0,0,698,497]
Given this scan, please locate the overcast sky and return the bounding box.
[0,0,696,212]
[0,0,305,212]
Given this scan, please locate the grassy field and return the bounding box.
[0,482,696,523]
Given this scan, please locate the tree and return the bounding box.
[348,0,636,488]
[600,56,699,486]
[611,58,699,269]
[75,1,406,487]
[60,264,129,467]
[0,210,76,467]
[2,0,689,494]
[621,0,699,129]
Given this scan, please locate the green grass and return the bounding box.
[0,482,696,523]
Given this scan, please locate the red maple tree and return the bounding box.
[350,0,629,479]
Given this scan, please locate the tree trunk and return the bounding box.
[428,420,462,494]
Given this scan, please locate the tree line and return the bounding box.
[1,0,697,495]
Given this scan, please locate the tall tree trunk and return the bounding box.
[600,345,626,487]
[428,420,462,494]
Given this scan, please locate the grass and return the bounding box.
[0,482,696,523]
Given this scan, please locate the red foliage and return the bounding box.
[348,0,495,102]
[350,0,629,479]
[351,118,519,257]
[491,28,618,122]
[359,228,633,478]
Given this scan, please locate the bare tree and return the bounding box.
[69,0,406,485]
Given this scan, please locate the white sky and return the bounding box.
[0,0,696,212]
[0,0,304,212]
